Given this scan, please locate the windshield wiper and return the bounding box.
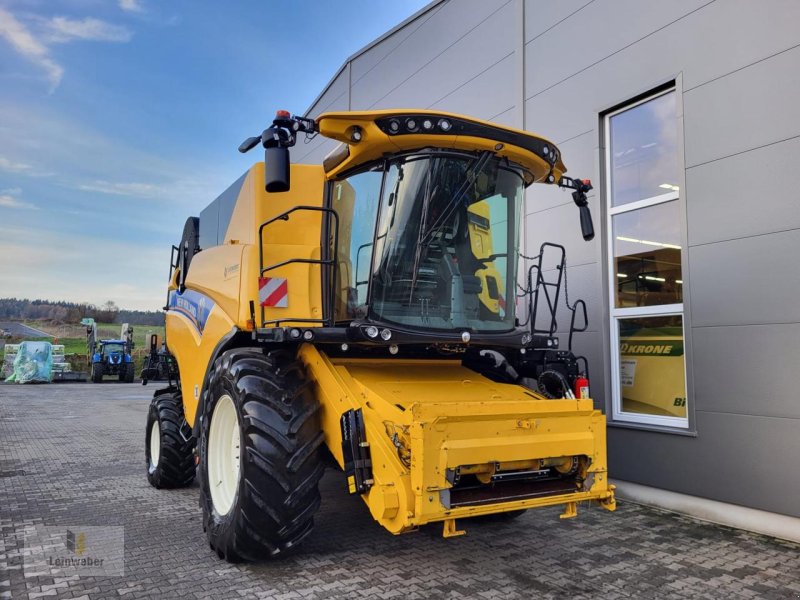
[407,151,492,304]
[419,150,493,249]
[408,159,436,302]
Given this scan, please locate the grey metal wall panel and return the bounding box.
[673,0,800,90]
[692,323,800,419]
[523,0,594,43]
[686,136,800,247]
[524,0,709,99]
[489,106,517,128]
[525,191,600,268]
[683,45,800,168]
[350,2,448,83]
[425,52,516,121]
[524,0,800,144]
[688,228,800,327]
[608,410,800,518]
[355,1,516,112]
[350,0,511,110]
[307,67,350,117]
[553,261,602,335]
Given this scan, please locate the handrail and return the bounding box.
[258,205,340,328]
[528,243,565,336]
[525,242,589,349]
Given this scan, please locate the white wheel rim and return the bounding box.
[149,420,160,468]
[208,394,240,516]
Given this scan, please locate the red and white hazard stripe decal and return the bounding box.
[259,277,288,308]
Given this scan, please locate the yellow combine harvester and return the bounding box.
[144,109,616,562]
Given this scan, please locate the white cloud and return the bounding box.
[0,156,32,172]
[0,194,37,209]
[2,187,22,195]
[0,7,63,90]
[78,180,164,198]
[0,225,170,310]
[45,17,132,44]
[0,8,133,91]
[119,0,144,13]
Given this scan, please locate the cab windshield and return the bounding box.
[102,343,125,355]
[332,151,524,332]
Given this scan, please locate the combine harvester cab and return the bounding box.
[146,109,615,561]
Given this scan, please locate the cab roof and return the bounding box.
[315,109,566,184]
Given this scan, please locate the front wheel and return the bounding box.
[199,348,324,562]
[145,391,196,488]
[91,362,103,383]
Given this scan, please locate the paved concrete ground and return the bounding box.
[1,383,799,600]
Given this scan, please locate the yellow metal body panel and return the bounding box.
[298,345,615,534]
[167,162,326,424]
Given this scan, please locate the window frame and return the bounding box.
[602,85,692,431]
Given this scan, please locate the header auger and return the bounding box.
[145,107,615,562]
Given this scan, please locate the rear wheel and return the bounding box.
[145,391,196,488]
[199,348,324,562]
[91,362,103,383]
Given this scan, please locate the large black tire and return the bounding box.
[125,363,135,383]
[118,363,127,382]
[145,391,196,488]
[91,362,103,383]
[199,348,324,562]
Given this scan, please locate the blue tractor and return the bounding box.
[84,320,135,383]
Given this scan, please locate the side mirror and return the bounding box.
[560,177,595,242]
[265,145,290,193]
[240,111,318,193]
[578,205,594,241]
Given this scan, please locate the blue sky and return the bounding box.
[0,0,429,310]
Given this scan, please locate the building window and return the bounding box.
[604,88,688,428]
